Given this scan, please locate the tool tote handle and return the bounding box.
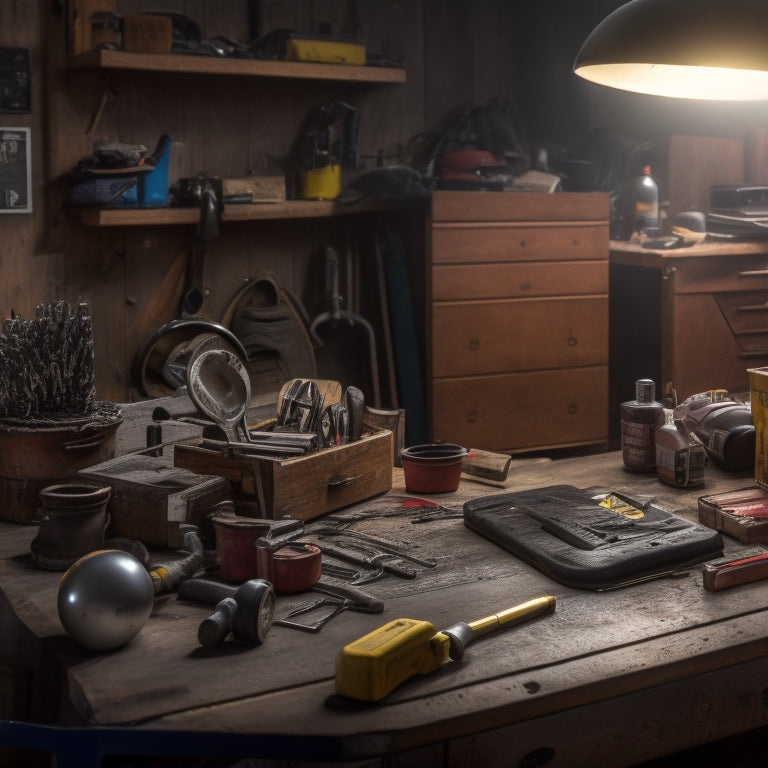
[469,595,556,637]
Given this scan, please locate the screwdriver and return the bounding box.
[335,595,556,702]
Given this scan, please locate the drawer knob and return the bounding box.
[468,338,480,351]
[568,403,578,415]
[519,281,533,291]
[567,335,577,347]
[465,411,478,423]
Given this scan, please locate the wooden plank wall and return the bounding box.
[1,0,529,403]
[7,0,768,403]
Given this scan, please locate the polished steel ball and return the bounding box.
[57,549,154,651]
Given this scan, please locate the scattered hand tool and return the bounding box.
[322,495,462,528]
[335,595,556,701]
[319,540,418,582]
[178,577,276,648]
[321,562,362,581]
[400,497,464,523]
[312,526,438,569]
[274,578,383,632]
[147,523,204,594]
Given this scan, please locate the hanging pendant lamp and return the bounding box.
[574,0,768,100]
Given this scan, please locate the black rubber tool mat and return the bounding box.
[463,485,724,590]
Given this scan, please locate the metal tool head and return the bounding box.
[276,378,323,433]
[187,347,251,439]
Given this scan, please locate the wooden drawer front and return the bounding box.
[431,366,608,451]
[432,223,607,264]
[716,291,768,333]
[432,260,607,301]
[671,255,768,294]
[432,190,609,222]
[712,291,768,359]
[432,297,608,377]
[668,293,763,399]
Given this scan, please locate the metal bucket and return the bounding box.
[0,403,122,524]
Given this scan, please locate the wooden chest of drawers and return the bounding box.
[429,190,610,454]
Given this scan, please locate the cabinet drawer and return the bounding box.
[716,291,768,333]
[431,366,608,451]
[432,222,607,264]
[432,297,608,377]
[671,256,768,294]
[432,190,608,222]
[668,293,762,399]
[712,291,768,359]
[432,260,607,301]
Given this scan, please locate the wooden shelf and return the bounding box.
[74,199,421,227]
[69,48,406,84]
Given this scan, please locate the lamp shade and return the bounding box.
[574,0,768,100]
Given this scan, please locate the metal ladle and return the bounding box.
[186,348,315,456]
[187,347,251,443]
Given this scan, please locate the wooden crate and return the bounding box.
[80,454,231,548]
[174,430,393,521]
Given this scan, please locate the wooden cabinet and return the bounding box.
[428,190,610,454]
[609,240,768,445]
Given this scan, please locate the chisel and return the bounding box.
[335,595,556,701]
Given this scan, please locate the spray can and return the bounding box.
[632,165,659,237]
[620,378,665,472]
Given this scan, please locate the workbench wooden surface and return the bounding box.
[2,451,768,767]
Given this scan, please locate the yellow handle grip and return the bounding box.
[335,618,450,702]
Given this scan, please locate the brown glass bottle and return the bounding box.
[620,379,664,472]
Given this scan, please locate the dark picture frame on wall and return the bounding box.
[0,127,32,213]
[0,47,31,113]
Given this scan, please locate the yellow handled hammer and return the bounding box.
[335,595,556,701]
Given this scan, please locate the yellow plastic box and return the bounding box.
[749,367,768,487]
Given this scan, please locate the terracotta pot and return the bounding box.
[400,443,468,494]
